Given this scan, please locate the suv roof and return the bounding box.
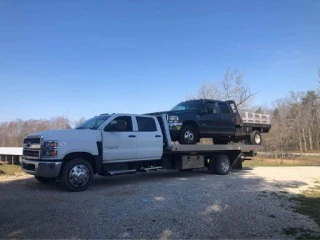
[180,99,235,104]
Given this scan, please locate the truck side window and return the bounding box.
[219,103,231,114]
[229,103,238,113]
[137,117,157,132]
[204,103,217,114]
[105,116,133,131]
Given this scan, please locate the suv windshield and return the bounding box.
[75,115,111,130]
[171,101,201,111]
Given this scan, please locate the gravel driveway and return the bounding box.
[0,167,319,239]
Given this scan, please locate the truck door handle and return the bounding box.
[128,135,136,138]
[155,135,161,138]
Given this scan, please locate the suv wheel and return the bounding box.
[250,130,262,145]
[59,158,93,192]
[178,125,198,144]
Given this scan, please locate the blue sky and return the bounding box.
[1,0,319,122]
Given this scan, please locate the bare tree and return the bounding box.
[73,117,86,128]
[0,116,71,147]
[186,68,256,110]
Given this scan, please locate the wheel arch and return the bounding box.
[181,120,200,140]
[62,152,98,174]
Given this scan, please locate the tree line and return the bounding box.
[0,68,319,152]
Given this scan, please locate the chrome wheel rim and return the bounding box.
[69,164,90,187]
[184,130,194,143]
[255,134,261,144]
[221,158,229,172]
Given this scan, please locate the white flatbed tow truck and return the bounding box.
[21,113,260,192]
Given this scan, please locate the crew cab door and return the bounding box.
[102,115,137,161]
[199,102,221,134]
[134,116,163,160]
[217,102,236,134]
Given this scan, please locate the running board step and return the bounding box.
[138,166,162,172]
[107,169,137,175]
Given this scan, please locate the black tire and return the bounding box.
[59,158,94,192]
[178,125,198,144]
[208,157,216,174]
[250,130,262,145]
[214,154,230,175]
[34,176,56,183]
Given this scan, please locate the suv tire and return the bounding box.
[178,125,198,144]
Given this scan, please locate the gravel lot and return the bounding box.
[0,167,319,239]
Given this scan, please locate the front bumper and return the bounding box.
[168,122,182,141]
[21,159,62,178]
[168,122,182,131]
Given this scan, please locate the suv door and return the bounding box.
[217,102,236,134]
[135,116,163,160]
[198,102,222,135]
[103,115,137,161]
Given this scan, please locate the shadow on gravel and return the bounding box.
[0,168,319,239]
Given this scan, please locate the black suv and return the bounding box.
[148,99,271,145]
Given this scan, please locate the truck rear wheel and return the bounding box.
[214,154,230,175]
[250,130,262,145]
[34,176,56,183]
[59,158,93,192]
[178,125,198,144]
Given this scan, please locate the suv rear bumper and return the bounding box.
[21,159,62,178]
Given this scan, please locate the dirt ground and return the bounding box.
[0,167,319,239]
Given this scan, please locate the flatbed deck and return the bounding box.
[167,144,261,153]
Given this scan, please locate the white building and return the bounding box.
[0,147,23,165]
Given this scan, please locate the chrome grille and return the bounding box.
[23,150,40,158]
[23,138,41,144]
[23,136,42,159]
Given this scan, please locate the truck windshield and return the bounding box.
[171,101,200,111]
[75,115,111,130]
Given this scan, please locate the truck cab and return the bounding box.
[22,113,165,191]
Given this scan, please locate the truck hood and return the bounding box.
[26,129,102,142]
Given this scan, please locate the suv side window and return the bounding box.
[137,117,157,132]
[229,103,238,113]
[218,103,231,114]
[105,116,133,131]
[204,103,217,114]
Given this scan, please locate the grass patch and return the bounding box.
[0,164,23,175]
[243,157,320,167]
[283,184,320,239]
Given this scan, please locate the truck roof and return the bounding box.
[99,113,156,117]
[179,99,235,104]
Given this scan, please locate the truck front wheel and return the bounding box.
[34,176,56,183]
[178,125,198,144]
[59,158,94,192]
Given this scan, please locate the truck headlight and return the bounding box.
[42,141,58,148]
[42,150,58,157]
[168,116,179,123]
